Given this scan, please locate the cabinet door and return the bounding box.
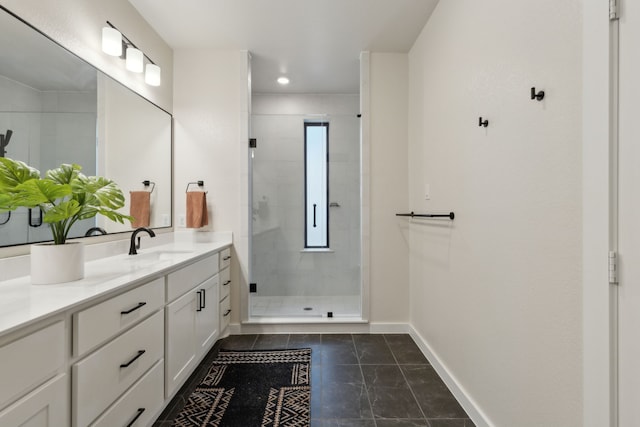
[165,290,197,397]
[0,374,68,427]
[195,275,219,357]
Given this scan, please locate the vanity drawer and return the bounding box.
[90,360,164,427]
[74,277,164,356]
[220,247,231,269]
[73,310,164,427]
[220,295,231,332]
[219,266,231,301]
[0,321,65,409]
[167,254,218,302]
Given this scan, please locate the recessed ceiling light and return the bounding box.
[277,76,290,85]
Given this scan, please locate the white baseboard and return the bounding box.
[408,325,493,427]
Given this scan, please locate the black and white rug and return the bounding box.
[173,348,311,427]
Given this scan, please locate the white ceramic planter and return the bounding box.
[30,242,85,285]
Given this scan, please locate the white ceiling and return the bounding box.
[128,0,439,94]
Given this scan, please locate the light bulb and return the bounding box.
[126,47,143,73]
[145,63,161,86]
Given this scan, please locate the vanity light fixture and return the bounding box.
[277,76,290,85]
[102,21,161,86]
[145,63,161,86]
[101,26,122,56]
[126,47,144,73]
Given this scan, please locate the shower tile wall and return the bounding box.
[0,74,97,245]
[251,94,361,309]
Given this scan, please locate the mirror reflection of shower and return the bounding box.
[0,129,12,157]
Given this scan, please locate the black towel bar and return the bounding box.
[396,211,455,220]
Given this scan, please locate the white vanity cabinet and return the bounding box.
[0,321,68,427]
[0,237,232,427]
[165,253,220,397]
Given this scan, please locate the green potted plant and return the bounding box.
[0,157,132,284]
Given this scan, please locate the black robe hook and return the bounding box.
[478,117,489,127]
[531,87,545,101]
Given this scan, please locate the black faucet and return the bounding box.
[84,227,107,237]
[129,227,156,255]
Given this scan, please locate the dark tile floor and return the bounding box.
[153,334,475,427]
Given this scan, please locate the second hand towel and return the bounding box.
[186,191,208,228]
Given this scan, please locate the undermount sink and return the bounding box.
[124,249,194,264]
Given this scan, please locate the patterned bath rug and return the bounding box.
[173,348,311,427]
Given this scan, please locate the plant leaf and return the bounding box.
[97,208,133,225]
[73,175,126,210]
[0,157,40,190]
[46,163,81,185]
[0,193,14,211]
[12,180,72,207]
[43,199,81,223]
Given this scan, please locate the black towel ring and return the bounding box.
[142,180,155,193]
[186,181,207,194]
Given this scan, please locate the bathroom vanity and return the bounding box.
[0,234,232,427]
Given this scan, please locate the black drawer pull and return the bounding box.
[223,309,232,317]
[126,408,146,427]
[120,350,146,368]
[223,280,231,286]
[120,302,147,315]
[223,255,231,261]
[196,290,203,312]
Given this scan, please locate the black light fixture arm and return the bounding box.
[105,21,157,65]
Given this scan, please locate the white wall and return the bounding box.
[173,49,250,327]
[0,0,173,112]
[407,1,582,426]
[369,53,410,324]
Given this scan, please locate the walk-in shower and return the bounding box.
[249,94,362,319]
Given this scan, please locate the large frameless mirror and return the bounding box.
[0,6,172,247]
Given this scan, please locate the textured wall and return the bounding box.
[173,49,249,325]
[407,1,583,425]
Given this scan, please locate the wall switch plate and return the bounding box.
[178,215,186,227]
[425,184,431,200]
[162,214,170,226]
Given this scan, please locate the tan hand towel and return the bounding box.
[130,191,151,228]
[186,191,208,228]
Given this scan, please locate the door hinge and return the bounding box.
[610,0,619,21]
[609,251,618,284]
[250,282,257,293]
[249,138,257,148]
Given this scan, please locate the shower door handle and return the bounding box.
[313,204,317,228]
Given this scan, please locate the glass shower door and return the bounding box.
[249,113,361,319]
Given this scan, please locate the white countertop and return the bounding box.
[0,233,232,339]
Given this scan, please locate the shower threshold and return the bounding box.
[250,295,361,318]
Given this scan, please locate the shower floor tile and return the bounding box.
[250,295,361,317]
